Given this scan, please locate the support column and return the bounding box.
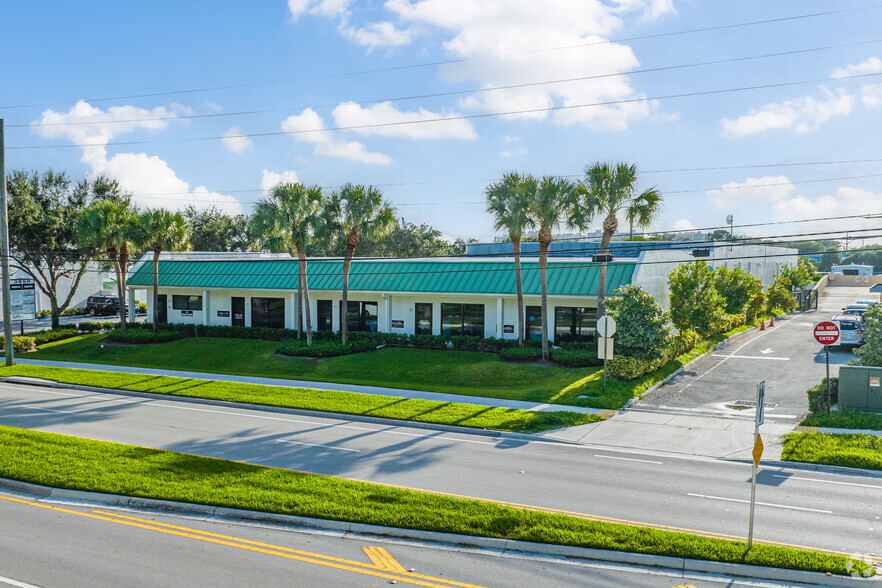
[496,297,503,338]
[127,287,136,323]
[383,294,391,332]
[290,292,298,331]
[202,290,210,326]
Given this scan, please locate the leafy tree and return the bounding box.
[706,229,737,241]
[528,176,577,360]
[764,274,797,314]
[322,184,396,345]
[183,205,254,252]
[574,162,662,319]
[135,209,191,332]
[668,261,725,336]
[855,305,882,367]
[606,285,669,360]
[819,250,841,272]
[251,183,323,345]
[76,200,139,333]
[713,266,762,315]
[330,218,459,258]
[6,170,130,329]
[778,257,816,290]
[486,172,534,347]
[840,246,882,271]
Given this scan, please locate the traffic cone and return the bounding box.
[760,319,765,331]
[770,315,775,327]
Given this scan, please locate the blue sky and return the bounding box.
[3,1,882,243]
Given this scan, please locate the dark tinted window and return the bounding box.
[252,297,285,329]
[838,320,860,330]
[173,295,202,310]
[441,303,484,337]
[342,301,378,333]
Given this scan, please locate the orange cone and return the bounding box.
[760,319,765,331]
[770,315,775,327]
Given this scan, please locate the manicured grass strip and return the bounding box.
[0,425,870,577]
[0,365,598,434]
[801,411,882,431]
[782,432,882,471]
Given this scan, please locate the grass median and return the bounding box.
[0,425,871,577]
[0,364,599,433]
[782,432,882,471]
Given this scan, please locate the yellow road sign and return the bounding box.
[752,434,764,467]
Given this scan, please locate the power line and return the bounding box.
[9,71,882,151]
[16,38,882,129]
[4,3,879,112]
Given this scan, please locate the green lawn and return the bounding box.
[782,432,882,471]
[0,364,598,433]
[0,425,870,577]
[801,410,882,431]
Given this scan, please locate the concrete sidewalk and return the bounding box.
[12,358,602,415]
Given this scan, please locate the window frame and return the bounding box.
[441,303,484,337]
[172,295,202,311]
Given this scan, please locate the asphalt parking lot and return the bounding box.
[639,286,871,421]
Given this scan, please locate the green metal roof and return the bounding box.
[128,258,635,297]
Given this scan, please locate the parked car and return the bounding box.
[855,299,878,308]
[831,314,865,346]
[842,303,871,316]
[85,296,127,317]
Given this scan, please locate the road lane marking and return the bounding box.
[0,496,480,588]
[273,439,361,452]
[686,493,833,513]
[0,576,42,588]
[19,405,78,414]
[363,546,408,573]
[772,474,882,489]
[593,454,662,465]
[710,354,789,361]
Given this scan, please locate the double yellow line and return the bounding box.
[0,495,485,588]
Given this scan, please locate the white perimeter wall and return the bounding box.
[631,245,799,311]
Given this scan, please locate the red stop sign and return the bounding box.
[814,321,840,346]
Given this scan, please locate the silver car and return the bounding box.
[842,303,870,316]
[831,314,865,346]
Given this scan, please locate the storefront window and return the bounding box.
[172,295,202,311]
[342,301,378,332]
[441,303,484,337]
[526,306,543,341]
[554,307,596,344]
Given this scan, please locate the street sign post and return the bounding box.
[748,380,765,549]
[814,321,840,412]
[596,316,617,396]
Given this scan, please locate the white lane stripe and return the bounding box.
[772,474,882,489]
[687,493,833,513]
[0,575,43,588]
[273,439,361,452]
[594,454,662,465]
[20,405,78,414]
[710,354,790,361]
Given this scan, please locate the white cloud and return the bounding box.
[32,100,242,214]
[500,146,527,158]
[342,21,416,50]
[331,101,477,139]
[671,218,696,231]
[221,127,254,153]
[261,169,301,192]
[772,187,882,233]
[281,108,392,164]
[706,176,795,208]
[862,83,882,108]
[721,87,854,137]
[288,0,351,19]
[832,56,882,78]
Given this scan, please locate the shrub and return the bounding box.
[137,302,147,313]
[607,355,659,380]
[713,266,763,315]
[31,328,79,346]
[606,285,669,361]
[500,347,542,362]
[668,261,726,337]
[765,275,797,314]
[409,334,448,350]
[718,313,746,335]
[278,340,352,357]
[745,291,765,324]
[855,305,882,366]
[76,321,115,333]
[62,307,85,316]
[105,328,184,344]
[0,336,36,352]
[552,348,603,367]
[35,309,51,319]
[807,377,838,413]
[663,330,701,361]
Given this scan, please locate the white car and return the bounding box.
[842,303,871,316]
[855,299,878,308]
[831,314,865,346]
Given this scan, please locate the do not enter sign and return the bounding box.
[814,321,840,346]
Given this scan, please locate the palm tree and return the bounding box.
[136,209,191,332]
[251,183,324,345]
[76,200,138,333]
[323,184,396,345]
[528,176,579,360]
[576,162,662,319]
[486,172,535,347]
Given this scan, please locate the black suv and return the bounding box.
[86,296,126,316]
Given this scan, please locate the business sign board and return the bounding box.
[813,321,840,346]
[217,310,230,317]
[9,279,36,321]
[503,325,514,334]
[391,320,404,329]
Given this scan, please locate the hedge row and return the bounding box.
[105,328,185,344]
[607,330,703,380]
[0,336,36,352]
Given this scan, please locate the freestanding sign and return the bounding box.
[9,278,35,321]
[747,379,766,549]
[814,321,840,412]
[596,315,617,338]
[596,315,617,396]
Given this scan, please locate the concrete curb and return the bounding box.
[0,376,579,447]
[0,478,875,586]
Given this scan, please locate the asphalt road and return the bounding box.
[0,492,802,588]
[0,313,146,335]
[641,286,871,420]
[0,381,879,564]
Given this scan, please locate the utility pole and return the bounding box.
[0,119,14,365]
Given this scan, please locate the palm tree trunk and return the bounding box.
[596,212,617,320]
[297,244,312,346]
[108,247,124,335]
[341,250,353,346]
[538,230,551,361]
[296,273,303,340]
[512,235,525,348]
[152,248,160,333]
[119,241,130,335]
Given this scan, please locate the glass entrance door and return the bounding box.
[414,303,432,334]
